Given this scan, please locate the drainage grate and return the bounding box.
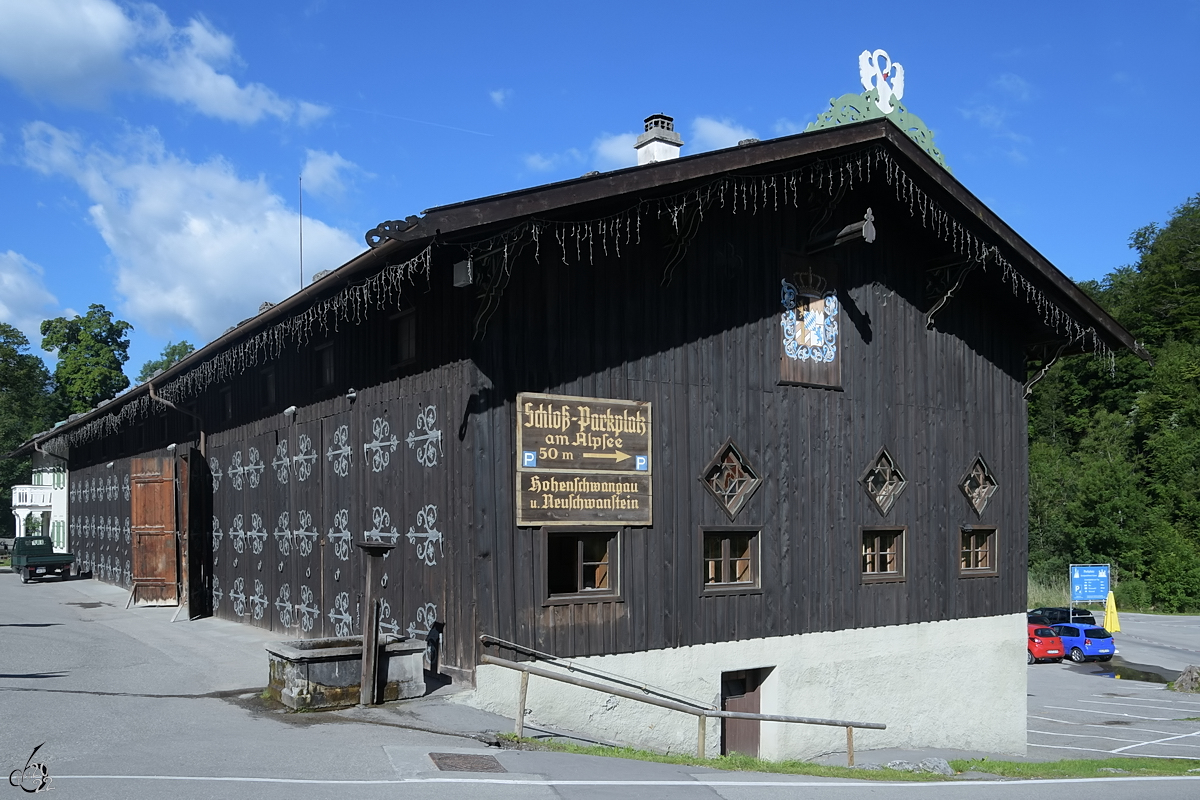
[1101,720,1132,725]
[428,753,506,773]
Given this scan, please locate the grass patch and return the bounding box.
[494,734,947,781]
[495,735,1200,781]
[950,757,1200,779]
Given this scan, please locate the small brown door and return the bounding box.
[131,456,179,606]
[722,669,766,757]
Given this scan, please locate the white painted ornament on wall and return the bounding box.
[364,417,399,472]
[379,599,401,637]
[294,510,318,557]
[859,49,905,114]
[246,513,267,555]
[407,405,443,468]
[298,585,319,632]
[229,513,246,553]
[275,583,296,628]
[210,457,222,492]
[273,441,291,484]
[407,504,443,567]
[230,577,247,617]
[328,509,352,561]
[250,580,268,620]
[364,506,400,544]
[327,425,351,477]
[246,447,265,489]
[293,434,317,482]
[273,511,293,556]
[406,602,437,641]
[329,591,352,636]
[228,451,245,491]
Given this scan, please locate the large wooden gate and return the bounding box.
[130,456,180,606]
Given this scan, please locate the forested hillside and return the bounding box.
[1029,194,1200,611]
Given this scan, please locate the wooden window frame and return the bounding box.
[314,342,336,390]
[861,525,906,584]
[699,526,762,596]
[260,367,276,410]
[388,308,418,372]
[540,528,622,606]
[960,526,998,577]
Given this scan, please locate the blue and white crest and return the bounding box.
[781,279,838,363]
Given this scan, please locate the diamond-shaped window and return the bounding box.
[959,455,997,517]
[859,448,907,516]
[700,439,762,520]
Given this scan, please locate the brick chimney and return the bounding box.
[634,114,683,165]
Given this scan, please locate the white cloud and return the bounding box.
[993,73,1032,102]
[0,251,61,347]
[22,122,362,342]
[301,149,364,199]
[0,0,134,107]
[773,118,807,136]
[522,148,585,173]
[0,0,325,124]
[490,89,511,108]
[690,117,757,153]
[591,133,638,170]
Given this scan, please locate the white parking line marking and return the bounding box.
[1026,729,1145,744]
[1043,705,1174,721]
[1026,743,1197,759]
[49,774,1200,787]
[1078,699,1200,712]
[1112,730,1200,754]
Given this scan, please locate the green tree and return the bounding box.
[0,323,60,536]
[1026,193,1200,609]
[137,340,195,382]
[40,304,133,413]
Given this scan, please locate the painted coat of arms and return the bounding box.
[781,278,839,363]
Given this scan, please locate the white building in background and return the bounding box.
[10,452,68,552]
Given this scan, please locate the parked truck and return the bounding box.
[11,536,75,583]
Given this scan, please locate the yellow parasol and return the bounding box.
[1104,590,1121,633]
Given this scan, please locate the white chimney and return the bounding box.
[634,114,683,165]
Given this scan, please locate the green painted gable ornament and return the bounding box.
[806,49,948,171]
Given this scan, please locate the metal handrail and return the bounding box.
[479,634,714,711]
[480,653,885,764]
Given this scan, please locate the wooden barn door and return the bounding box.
[722,669,765,757]
[130,456,180,606]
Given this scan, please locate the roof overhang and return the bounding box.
[11,118,1146,457]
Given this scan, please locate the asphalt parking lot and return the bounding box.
[1025,612,1200,760]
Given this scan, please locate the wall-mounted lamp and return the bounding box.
[166,443,177,452]
[346,388,357,402]
[106,462,114,469]
[283,405,297,419]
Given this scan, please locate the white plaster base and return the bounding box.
[454,614,1027,760]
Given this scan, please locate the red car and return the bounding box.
[1028,624,1064,664]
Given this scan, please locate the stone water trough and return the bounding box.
[265,635,426,710]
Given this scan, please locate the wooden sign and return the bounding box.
[516,392,652,526]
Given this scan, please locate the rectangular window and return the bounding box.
[702,529,760,591]
[315,343,335,388]
[389,309,417,368]
[862,526,905,582]
[960,526,998,576]
[545,531,618,601]
[260,368,276,409]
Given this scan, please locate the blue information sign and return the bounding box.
[1069,564,1110,602]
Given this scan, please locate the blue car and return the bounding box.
[1052,624,1116,663]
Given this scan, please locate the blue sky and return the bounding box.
[1,0,1197,376]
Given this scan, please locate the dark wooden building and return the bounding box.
[18,118,1145,759]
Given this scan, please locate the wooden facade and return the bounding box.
[40,120,1143,684]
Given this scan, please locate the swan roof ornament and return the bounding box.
[807,48,947,171]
